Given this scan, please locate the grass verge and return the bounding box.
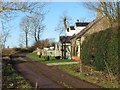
[57,64,118,88]
[2,57,32,89]
[26,52,77,64]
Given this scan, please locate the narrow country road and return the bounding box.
[12,56,63,88]
[11,53,104,89]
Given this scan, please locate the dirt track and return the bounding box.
[11,53,104,89]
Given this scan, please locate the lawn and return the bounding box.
[57,64,118,88]
[26,52,77,64]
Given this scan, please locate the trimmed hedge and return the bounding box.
[81,28,118,75]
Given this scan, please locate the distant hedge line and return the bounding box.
[81,28,118,75]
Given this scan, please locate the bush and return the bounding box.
[44,56,50,61]
[81,28,118,75]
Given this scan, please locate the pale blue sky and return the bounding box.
[5,2,96,48]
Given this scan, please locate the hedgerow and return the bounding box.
[81,28,118,75]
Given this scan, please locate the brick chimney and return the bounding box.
[97,5,102,18]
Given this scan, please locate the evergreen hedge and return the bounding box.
[81,28,118,75]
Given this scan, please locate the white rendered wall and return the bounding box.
[66,30,76,36]
[75,26,86,34]
[66,26,86,36]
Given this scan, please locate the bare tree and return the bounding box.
[32,39,50,50]
[0,2,46,48]
[18,33,25,48]
[20,16,31,48]
[44,39,50,47]
[83,0,120,26]
[49,38,55,47]
[29,14,45,42]
[0,2,46,20]
[55,13,72,35]
[0,32,4,49]
[0,21,11,48]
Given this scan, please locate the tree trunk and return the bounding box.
[61,43,64,59]
[37,29,41,42]
[25,32,28,48]
[34,28,38,42]
[35,36,37,42]
[64,44,66,59]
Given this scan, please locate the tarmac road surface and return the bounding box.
[12,54,104,89]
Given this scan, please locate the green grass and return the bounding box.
[57,64,118,88]
[2,59,32,89]
[26,52,77,64]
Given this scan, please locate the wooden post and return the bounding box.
[79,38,82,73]
[35,81,38,89]
[70,41,72,60]
[61,43,63,59]
[64,43,66,59]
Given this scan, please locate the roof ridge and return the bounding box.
[70,16,104,39]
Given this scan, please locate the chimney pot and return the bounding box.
[76,19,79,23]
